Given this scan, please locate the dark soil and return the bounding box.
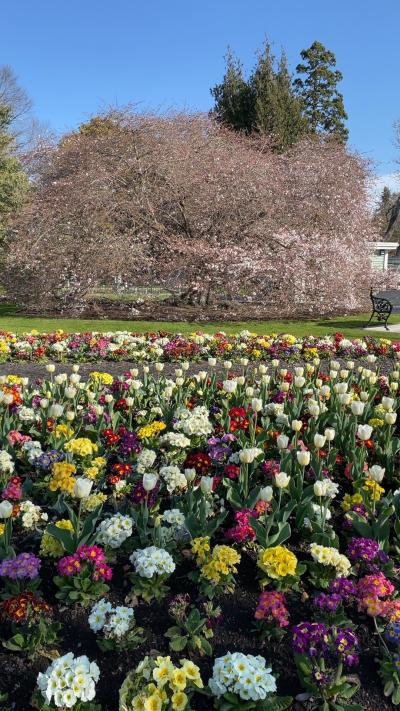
[0,550,393,710]
[0,357,397,381]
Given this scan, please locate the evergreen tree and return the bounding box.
[210,49,253,133]
[294,41,348,142]
[0,103,28,243]
[374,186,400,242]
[251,45,307,151]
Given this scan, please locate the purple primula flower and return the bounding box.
[0,552,41,579]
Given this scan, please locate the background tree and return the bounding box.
[250,43,306,151]
[211,42,306,151]
[373,186,400,242]
[210,49,253,133]
[0,103,29,243]
[2,109,383,316]
[294,41,348,142]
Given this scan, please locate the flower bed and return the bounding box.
[1,360,400,710]
[1,329,400,364]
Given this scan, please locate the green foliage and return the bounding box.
[54,568,109,607]
[211,42,306,151]
[373,186,400,242]
[294,41,348,142]
[210,49,254,133]
[2,617,61,656]
[0,104,28,243]
[250,43,307,151]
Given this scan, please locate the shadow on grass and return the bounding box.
[317,319,370,330]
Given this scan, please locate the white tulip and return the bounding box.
[246,387,254,397]
[46,364,56,373]
[72,365,80,373]
[294,367,304,377]
[142,473,158,491]
[223,380,237,394]
[208,358,217,367]
[184,468,196,483]
[239,447,263,464]
[39,398,49,409]
[155,363,164,372]
[291,420,302,432]
[297,450,310,467]
[251,398,263,412]
[49,403,64,419]
[382,397,395,411]
[0,500,13,518]
[357,424,373,441]
[385,412,397,425]
[314,480,327,497]
[65,387,77,399]
[314,434,326,449]
[223,361,232,370]
[200,476,213,494]
[350,401,364,416]
[368,465,385,483]
[294,376,306,388]
[73,477,93,499]
[275,471,290,488]
[277,434,289,450]
[324,428,335,442]
[271,359,279,368]
[259,486,273,502]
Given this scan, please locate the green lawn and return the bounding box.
[1,303,400,339]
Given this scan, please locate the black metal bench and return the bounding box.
[365,287,393,330]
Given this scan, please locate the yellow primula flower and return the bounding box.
[257,545,298,579]
[171,691,188,711]
[137,422,166,439]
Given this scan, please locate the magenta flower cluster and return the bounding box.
[57,545,112,582]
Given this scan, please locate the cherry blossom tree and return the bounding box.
[2,109,388,316]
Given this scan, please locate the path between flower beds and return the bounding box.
[0,357,397,379]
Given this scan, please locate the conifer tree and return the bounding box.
[294,41,348,142]
[210,49,253,133]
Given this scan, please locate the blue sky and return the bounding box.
[3,0,400,182]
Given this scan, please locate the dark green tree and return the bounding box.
[210,49,253,133]
[0,103,28,243]
[374,186,400,242]
[294,41,348,142]
[251,43,307,151]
